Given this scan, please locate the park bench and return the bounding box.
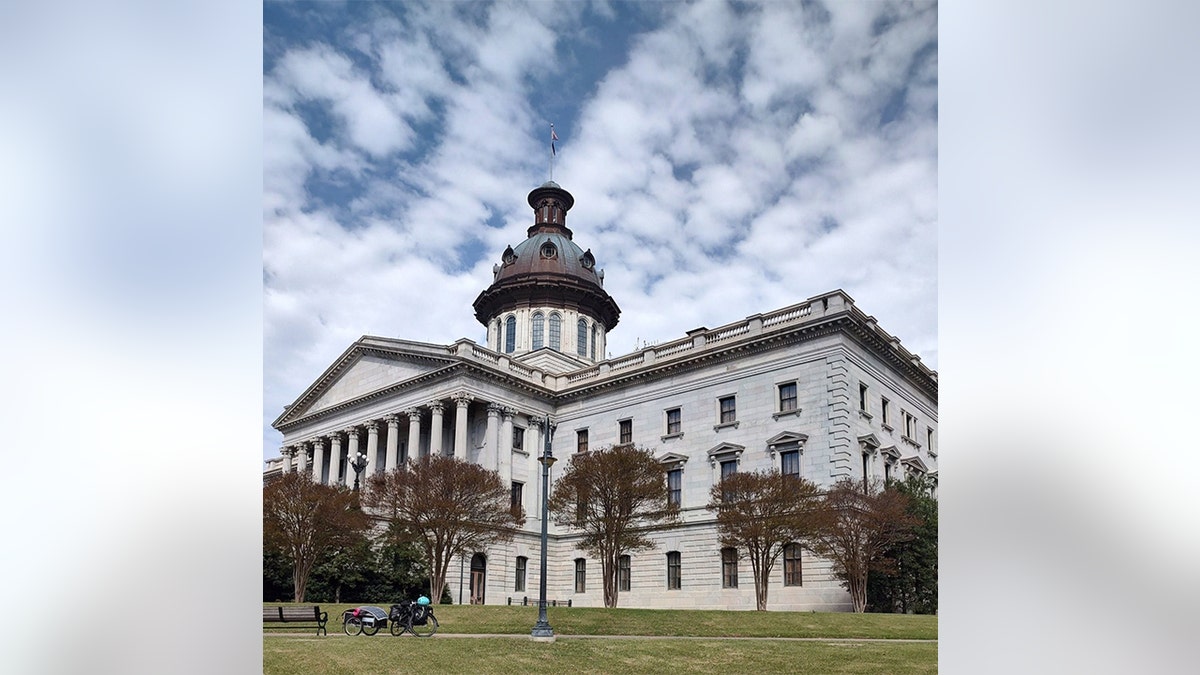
[509,596,572,607]
[263,605,328,635]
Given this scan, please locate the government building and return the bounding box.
[266,181,938,611]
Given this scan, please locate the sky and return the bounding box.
[262,0,939,462]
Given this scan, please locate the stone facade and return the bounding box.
[267,181,935,611]
[267,289,937,611]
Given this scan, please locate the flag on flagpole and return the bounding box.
[551,125,559,156]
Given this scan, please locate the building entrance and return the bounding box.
[469,553,487,605]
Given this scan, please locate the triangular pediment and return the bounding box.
[657,451,690,466]
[766,431,808,448]
[522,348,590,375]
[707,442,745,459]
[901,455,930,474]
[880,444,902,460]
[274,337,457,427]
[858,433,881,450]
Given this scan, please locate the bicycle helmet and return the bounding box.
[417,595,431,606]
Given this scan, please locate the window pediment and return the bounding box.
[707,442,745,467]
[858,433,881,452]
[657,452,689,468]
[766,431,808,459]
[901,455,930,474]
[880,444,902,460]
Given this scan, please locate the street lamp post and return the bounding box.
[349,451,368,491]
[530,415,557,642]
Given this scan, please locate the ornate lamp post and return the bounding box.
[531,415,557,642]
[349,451,368,491]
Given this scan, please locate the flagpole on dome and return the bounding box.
[549,123,559,181]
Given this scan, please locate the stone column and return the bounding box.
[312,438,326,484]
[280,447,292,474]
[329,434,344,485]
[296,443,309,474]
[385,415,401,471]
[365,421,380,479]
[406,408,422,462]
[453,393,471,458]
[346,427,361,486]
[429,401,445,457]
[485,403,501,471]
[500,407,516,483]
[527,419,543,521]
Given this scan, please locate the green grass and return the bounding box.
[264,604,936,674]
[267,603,937,640]
[264,636,936,675]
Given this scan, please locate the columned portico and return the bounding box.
[346,427,360,484]
[485,403,501,470]
[453,394,471,457]
[406,408,422,462]
[429,401,444,456]
[385,415,400,471]
[365,421,380,479]
[312,438,326,484]
[330,434,344,485]
[500,407,516,483]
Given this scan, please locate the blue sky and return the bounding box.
[263,0,939,461]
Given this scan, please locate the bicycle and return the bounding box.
[388,597,439,637]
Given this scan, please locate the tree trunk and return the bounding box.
[293,566,306,603]
[849,571,867,612]
[602,553,618,608]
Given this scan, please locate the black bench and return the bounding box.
[263,605,328,635]
[510,596,572,607]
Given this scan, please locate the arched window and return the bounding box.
[591,325,597,360]
[548,313,561,351]
[531,312,544,350]
[504,316,516,354]
[577,318,588,356]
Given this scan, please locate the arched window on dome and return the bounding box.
[548,313,561,351]
[505,316,516,354]
[577,318,588,357]
[532,312,544,350]
[591,325,597,360]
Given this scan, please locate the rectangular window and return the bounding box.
[667,468,682,507]
[927,426,934,452]
[859,383,868,411]
[781,450,800,479]
[618,555,631,592]
[666,408,681,435]
[515,556,527,592]
[784,543,802,586]
[884,461,892,482]
[575,558,586,593]
[904,411,916,438]
[719,396,736,424]
[510,482,523,518]
[721,547,738,588]
[881,398,890,425]
[513,426,524,451]
[619,419,632,445]
[778,382,797,412]
[667,551,681,590]
[721,459,737,482]
[576,429,588,454]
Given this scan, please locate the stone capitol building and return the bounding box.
[266,180,937,611]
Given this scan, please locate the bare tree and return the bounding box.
[807,479,916,613]
[364,455,521,604]
[548,444,679,607]
[705,469,824,610]
[263,473,369,603]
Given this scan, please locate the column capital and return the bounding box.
[405,407,422,420]
[281,446,295,457]
[454,392,472,407]
[502,406,518,419]
[385,414,401,427]
[311,437,326,449]
[344,427,360,439]
[428,400,445,414]
[487,402,503,416]
[366,420,380,433]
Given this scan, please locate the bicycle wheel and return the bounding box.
[361,617,380,636]
[408,613,438,638]
[390,617,404,636]
[343,616,362,636]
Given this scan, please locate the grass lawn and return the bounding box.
[264,604,936,674]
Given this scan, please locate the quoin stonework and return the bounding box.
[267,180,937,611]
